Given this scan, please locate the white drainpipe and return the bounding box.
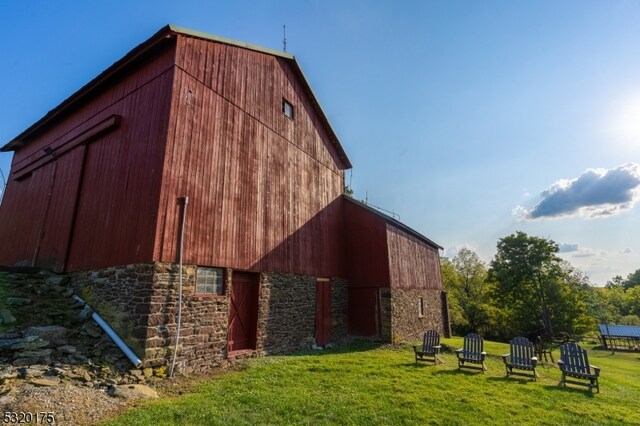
[72,295,142,368]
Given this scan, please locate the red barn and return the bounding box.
[0,26,449,372]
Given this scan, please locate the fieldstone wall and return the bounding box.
[147,263,230,373]
[70,264,351,373]
[69,264,155,358]
[257,273,316,353]
[389,289,444,343]
[380,288,392,342]
[330,277,349,343]
[70,263,230,373]
[257,273,350,354]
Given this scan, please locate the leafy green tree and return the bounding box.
[440,259,466,330]
[488,231,593,338]
[624,269,640,289]
[606,275,625,289]
[441,248,495,336]
[489,232,561,337]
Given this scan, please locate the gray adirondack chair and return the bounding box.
[455,333,487,372]
[413,330,442,364]
[558,342,601,393]
[501,336,538,380]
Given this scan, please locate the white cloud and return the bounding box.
[558,243,579,253]
[442,244,479,260]
[516,163,640,220]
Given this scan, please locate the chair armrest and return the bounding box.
[454,348,463,353]
[530,357,538,367]
[412,345,420,352]
[501,354,509,362]
[557,359,565,370]
[433,345,441,349]
[591,365,601,376]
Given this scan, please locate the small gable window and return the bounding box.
[196,267,224,296]
[282,98,294,119]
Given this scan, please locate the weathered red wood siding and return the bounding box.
[154,35,346,277]
[386,226,443,290]
[0,41,176,271]
[343,199,390,288]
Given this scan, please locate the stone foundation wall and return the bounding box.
[330,277,349,343]
[71,263,350,373]
[69,264,155,358]
[147,263,230,373]
[70,263,230,373]
[389,288,444,343]
[257,273,316,354]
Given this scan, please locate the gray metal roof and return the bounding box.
[598,324,640,338]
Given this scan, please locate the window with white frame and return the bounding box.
[196,267,224,295]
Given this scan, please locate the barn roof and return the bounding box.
[344,196,443,250]
[1,25,352,169]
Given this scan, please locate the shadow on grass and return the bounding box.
[486,376,536,385]
[395,362,441,370]
[433,368,486,376]
[542,383,597,398]
[274,339,385,358]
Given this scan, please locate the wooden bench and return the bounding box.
[455,333,486,372]
[413,330,442,364]
[502,336,538,380]
[558,342,601,393]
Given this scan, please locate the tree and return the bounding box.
[441,248,495,336]
[624,269,640,289]
[606,275,625,289]
[489,231,562,337]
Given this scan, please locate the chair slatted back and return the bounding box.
[560,342,591,374]
[463,333,484,360]
[422,330,440,352]
[510,336,534,366]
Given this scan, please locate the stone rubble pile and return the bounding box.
[0,270,163,401]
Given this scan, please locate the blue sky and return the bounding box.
[1,1,639,285]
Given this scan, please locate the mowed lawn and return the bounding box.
[103,338,640,426]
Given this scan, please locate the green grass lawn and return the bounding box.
[103,338,640,426]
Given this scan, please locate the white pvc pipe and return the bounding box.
[170,196,188,378]
[72,295,142,368]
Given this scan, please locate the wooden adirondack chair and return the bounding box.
[413,330,442,364]
[501,336,538,380]
[558,342,601,393]
[455,333,487,372]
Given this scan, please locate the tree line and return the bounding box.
[442,231,640,341]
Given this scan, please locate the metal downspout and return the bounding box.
[72,295,143,368]
[170,196,188,378]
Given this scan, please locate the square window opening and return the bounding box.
[282,98,294,119]
[196,267,224,296]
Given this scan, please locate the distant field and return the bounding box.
[103,338,640,425]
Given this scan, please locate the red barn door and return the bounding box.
[315,279,331,346]
[228,272,259,353]
[348,288,380,337]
